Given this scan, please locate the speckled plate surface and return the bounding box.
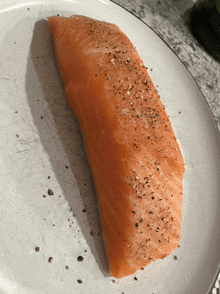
[0,0,220,293]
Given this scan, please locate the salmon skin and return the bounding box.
[47,15,185,279]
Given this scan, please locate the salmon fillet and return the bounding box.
[47,15,185,279]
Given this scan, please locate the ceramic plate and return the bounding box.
[0,0,220,293]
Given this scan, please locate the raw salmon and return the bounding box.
[47,15,185,279]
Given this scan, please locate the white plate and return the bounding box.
[0,0,220,293]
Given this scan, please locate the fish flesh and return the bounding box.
[47,15,185,278]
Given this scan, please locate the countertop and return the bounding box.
[113,0,220,292]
